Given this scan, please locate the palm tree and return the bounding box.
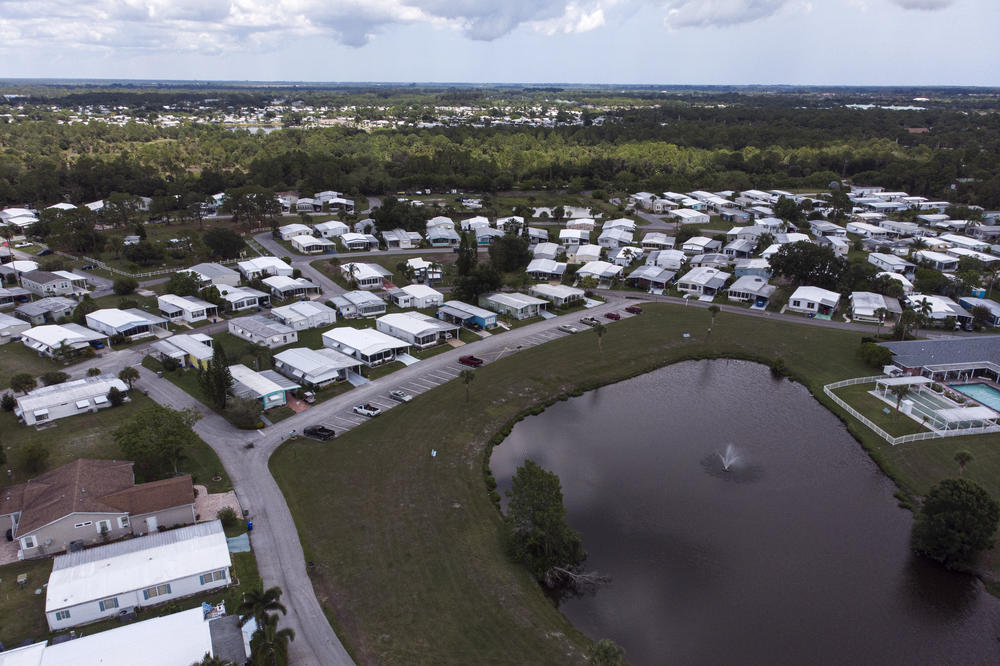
[707,305,720,336]
[594,323,606,353]
[954,450,973,476]
[238,585,287,628]
[250,613,296,666]
[460,369,475,403]
[873,307,888,338]
[889,384,911,420]
[194,653,233,666]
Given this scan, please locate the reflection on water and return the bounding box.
[490,360,1000,666]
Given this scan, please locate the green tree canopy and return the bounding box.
[769,241,845,290]
[504,459,585,583]
[911,478,1000,571]
[113,404,202,477]
[202,227,246,260]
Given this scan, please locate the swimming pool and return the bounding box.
[953,384,1000,413]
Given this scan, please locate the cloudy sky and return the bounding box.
[0,0,996,85]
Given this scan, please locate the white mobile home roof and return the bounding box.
[159,333,214,361]
[342,263,392,281]
[378,312,455,337]
[46,521,230,613]
[158,293,214,311]
[187,262,239,281]
[483,292,548,309]
[16,376,127,414]
[238,256,292,274]
[529,284,584,300]
[229,363,288,398]
[85,308,164,331]
[262,275,317,291]
[274,347,360,374]
[1,607,215,666]
[323,327,410,356]
[21,323,105,349]
[399,284,443,299]
[790,286,840,308]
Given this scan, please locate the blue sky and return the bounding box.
[0,0,997,85]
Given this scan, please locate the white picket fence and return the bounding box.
[56,251,243,279]
[823,377,1000,446]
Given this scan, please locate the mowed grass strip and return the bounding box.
[270,304,1000,665]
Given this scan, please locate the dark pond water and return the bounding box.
[490,360,1000,665]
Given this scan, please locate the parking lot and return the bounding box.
[303,306,641,439]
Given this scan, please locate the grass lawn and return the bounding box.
[0,392,231,494]
[270,302,1000,664]
[0,547,260,648]
[0,558,54,647]
[0,343,62,391]
[833,384,931,437]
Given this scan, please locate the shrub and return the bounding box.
[161,357,180,372]
[1,393,15,412]
[107,386,125,406]
[856,342,892,369]
[87,367,102,377]
[41,371,69,386]
[217,507,239,529]
[113,276,138,295]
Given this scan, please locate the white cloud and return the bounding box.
[662,0,790,28]
[890,0,954,9]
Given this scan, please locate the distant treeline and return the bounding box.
[1,100,999,208]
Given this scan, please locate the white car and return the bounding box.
[389,390,413,403]
[353,403,382,417]
[557,324,579,334]
[13,242,32,248]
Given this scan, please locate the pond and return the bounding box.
[490,360,1000,665]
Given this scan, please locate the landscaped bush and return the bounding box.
[0,393,15,412]
[40,371,69,386]
[217,507,239,529]
[113,276,138,295]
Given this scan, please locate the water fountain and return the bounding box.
[718,444,741,472]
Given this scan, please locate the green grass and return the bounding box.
[0,343,61,391]
[0,392,232,493]
[266,405,295,423]
[833,384,931,437]
[0,558,54,647]
[270,302,1000,664]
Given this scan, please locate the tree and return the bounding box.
[773,196,803,224]
[72,294,99,326]
[768,242,845,290]
[114,404,202,476]
[41,371,69,386]
[10,373,37,395]
[460,369,475,403]
[118,366,140,389]
[194,653,233,666]
[87,367,102,377]
[112,276,138,295]
[165,271,202,297]
[107,386,125,406]
[589,639,626,666]
[504,459,585,583]
[954,450,973,476]
[1,392,15,412]
[873,307,888,338]
[970,305,992,330]
[857,342,892,368]
[453,263,501,303]
[238,585,288,628]
[911,478,999,571]
[707,304,720,336]
[488,233,531,273]
[199,343,234,411]
[889,384,910,420]
[456,231,478,277]
[225,396,263,429]
[203,227,246,259]
[250,613,296,666]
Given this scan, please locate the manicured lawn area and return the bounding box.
[833,384,931,437]
[0,343,62,391]
[270,302,1000,664]
[0,392,231,493]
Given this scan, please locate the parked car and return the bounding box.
[353,403,382,417]
[37,248,53,256]
[579,316,600,327]
[303,425,335,441]
[302,391,316,404]
[604,312,621,320]
[390,389,413,403]
[13,242,32,249]
[459,355,484,367]
[557,324,579,334]
[89,341,105,349]
[81,264,96,270]
[625,305,643,314]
